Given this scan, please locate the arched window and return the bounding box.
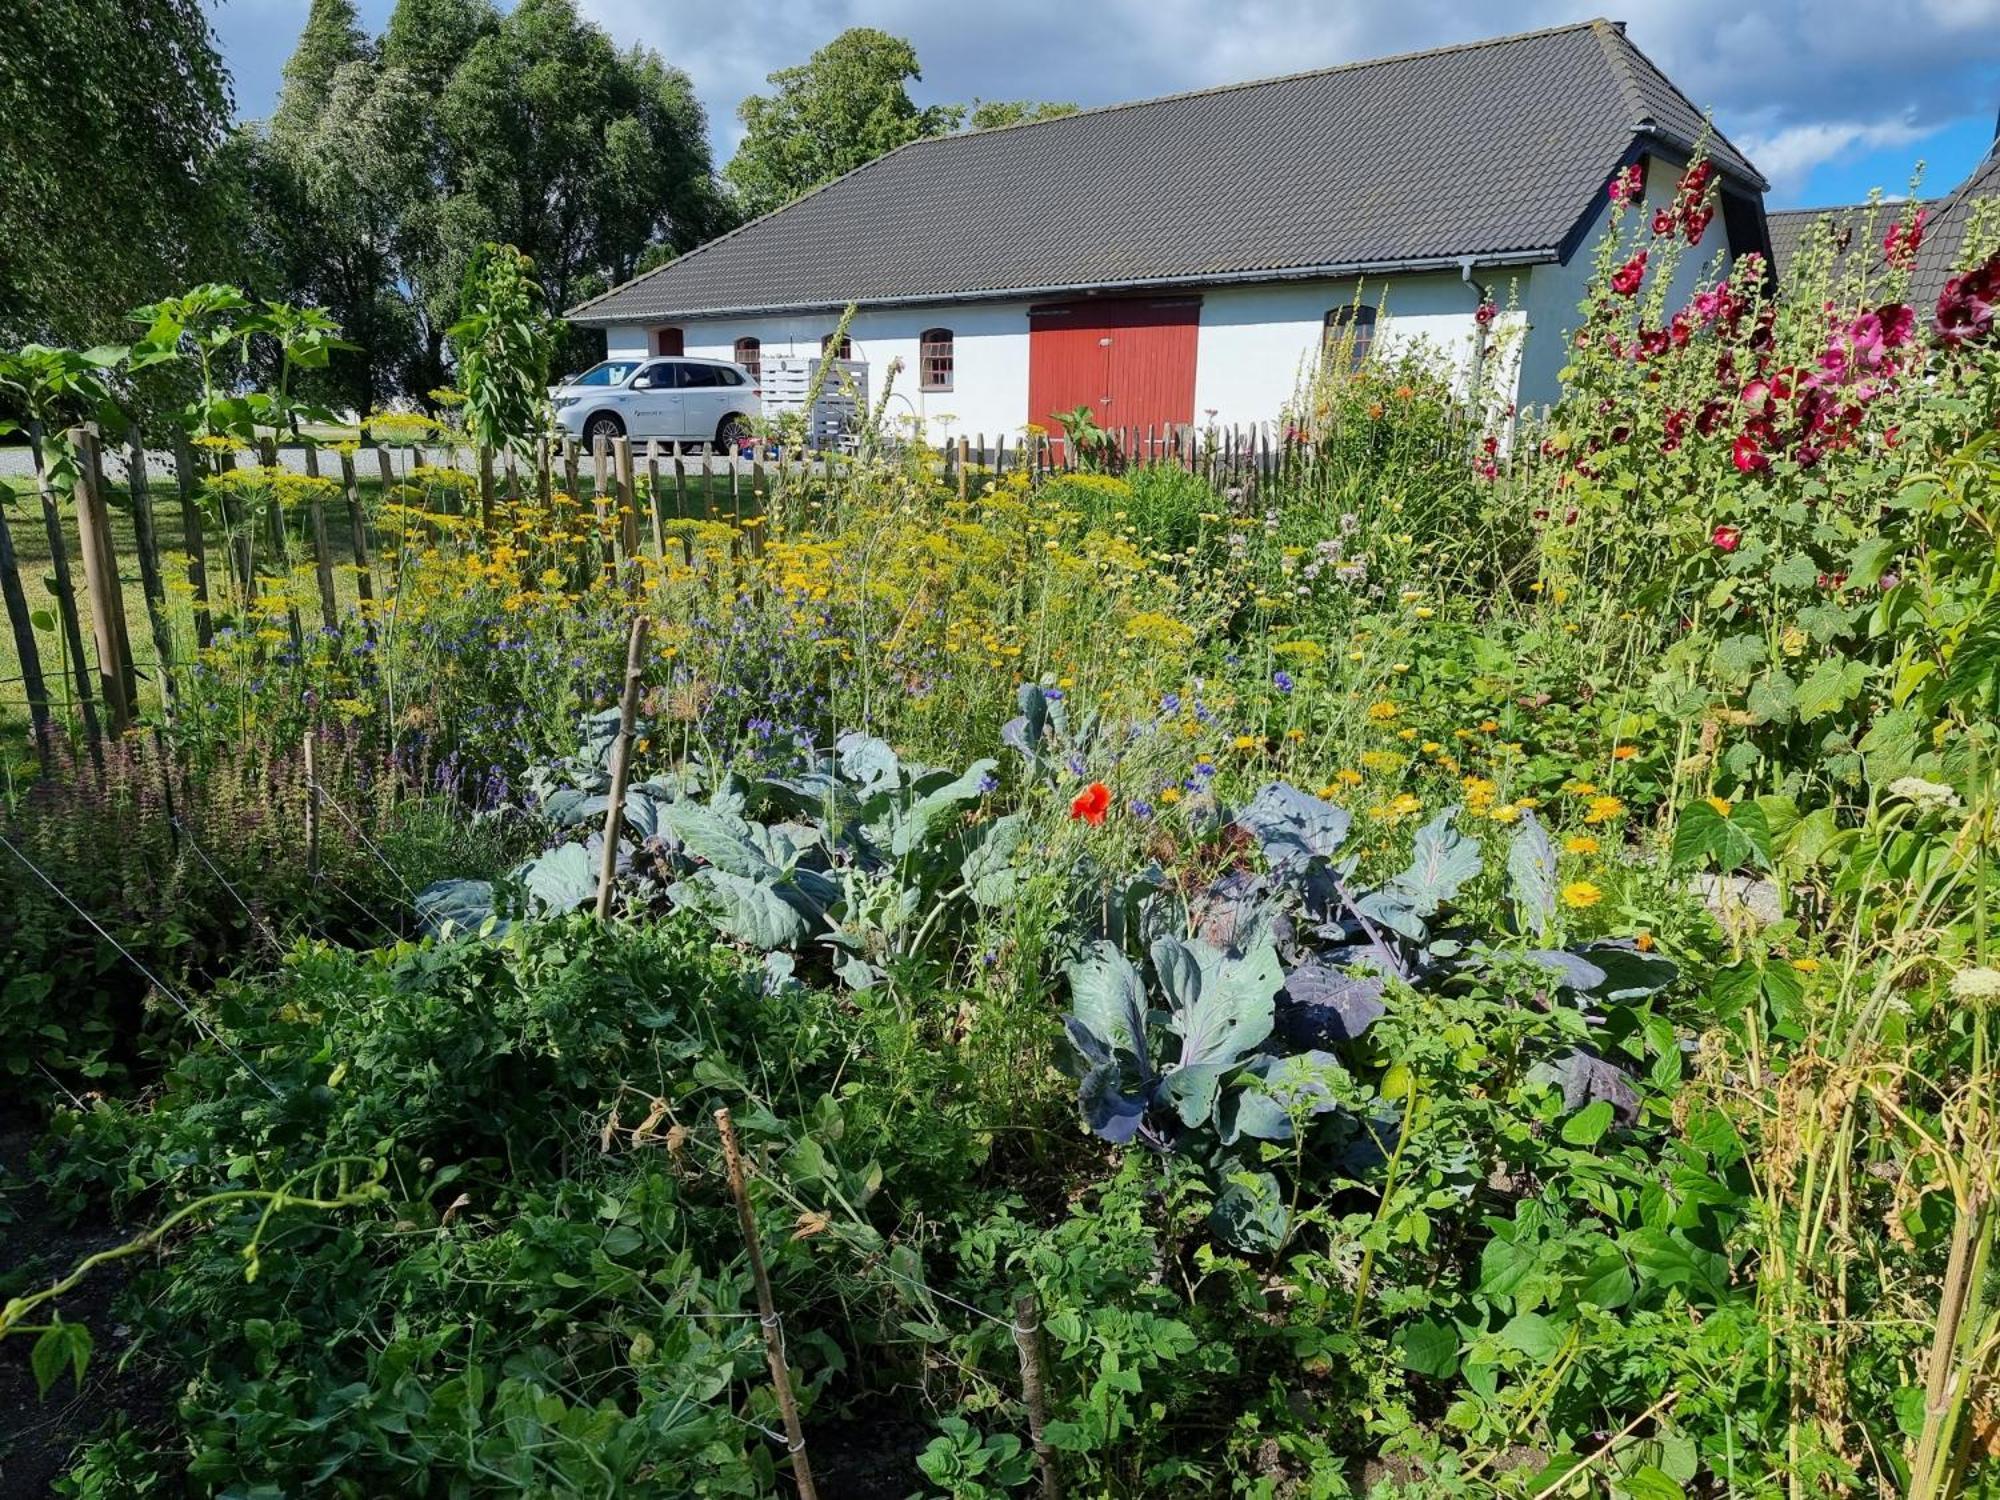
[821,333,852,360]
[919,328,954,391]
[1322,305,1376,371]
[733,336,761,380]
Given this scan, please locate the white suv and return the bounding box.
[551,357,762,451]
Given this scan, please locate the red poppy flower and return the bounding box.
[1069,781,1112,825]
[1712,523,1742,551]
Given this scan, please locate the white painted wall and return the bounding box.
[607,302,1037,443]
[595,201,1735,443]
[1514,155,1736,411]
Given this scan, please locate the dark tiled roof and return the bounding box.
[570,19,1765,324]
[1768,145,2000,307]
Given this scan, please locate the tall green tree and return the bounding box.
[0,0,234,348]
[724,29,963,218]
[967,99,1080,130]
[252,0,723,405]
[438,0,727,370]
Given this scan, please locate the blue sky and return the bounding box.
[208,0,2000,209]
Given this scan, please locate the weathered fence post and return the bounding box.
[31,420,101,748]
[958,436,970,503]
[612,435,639,569]
[594,615,649,921]
[643,443,665,559]
[170,436,213,649]
[337,451,375,630]
[715,1107,820,1500]
[0,486,50,752]
[302,445,338,632]
[68,426,131,735]
[125,427,177,713]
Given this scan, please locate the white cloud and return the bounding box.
[1734,118,1934,196]
[222,0,2000,195]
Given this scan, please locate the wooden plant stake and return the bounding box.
[958,436,970,503]
[673,454,688,521]
[477,444,496,535]
[715,1108,819,1500]
[594,615,649,921]
[0,478,50,751]
[68,426,132,735]
[124,429,177,715]
[171,436,213,649]
[303,722,320,880]
[1013,1294,1061,1499]
[613,436,639,568]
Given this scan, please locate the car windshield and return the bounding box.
[567,361,638,388]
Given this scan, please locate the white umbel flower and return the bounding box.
[1888,776,1962,814]
[1950,967,2000,1006]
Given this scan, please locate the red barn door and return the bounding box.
[1028,298,1200,438]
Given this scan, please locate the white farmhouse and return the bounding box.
[567,19,1770,442]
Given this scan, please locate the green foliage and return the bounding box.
[966,100,1081,131]
[725,28,964,217]
[449,243,555,457]
[0,0,233,347]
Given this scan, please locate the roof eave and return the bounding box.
[564,249,1562,326]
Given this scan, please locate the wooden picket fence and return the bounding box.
[0,417,1314,763]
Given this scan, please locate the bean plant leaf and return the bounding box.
[30,1321,91,1399]
[1397,1317,1460,1378]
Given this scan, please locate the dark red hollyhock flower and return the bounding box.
[1884,209,1927,271]
[1662,407,1689,451]
[1884,426,1901,449]
[1475,301,1497,327]
[1732,431,1769,474]
[1639,326,1670,357]
[1684,206,1714,244]
[1652,209,1675,237]
[1069,781,1112,825]
[1482,435,1499,455]
[1608,163,1646,203]
[1669,313,1692,347]
[1878,302,1916,349]
[1937,255,2000,347]
[1611,252,1648,297]
[1712,523,1742,551]
[1794,443,1823,469]
[1695,398,1730,437]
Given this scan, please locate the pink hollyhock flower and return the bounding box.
[1884,209,1927,271]
[1712,523,1743,551]
[1611,252,1648,296]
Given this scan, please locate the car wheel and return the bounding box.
[715,414,752,454]
[584,411,625,445]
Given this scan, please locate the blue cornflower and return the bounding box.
[1161,692,1181,712]
[1129,798,1154,820]
[1273,670,1295,693]
[978,772,999,794]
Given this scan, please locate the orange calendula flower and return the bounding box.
[1613,745,1638,761]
